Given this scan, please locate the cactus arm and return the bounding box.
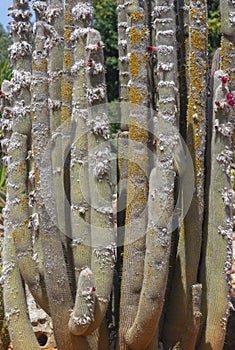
[31,2,89,349]
[70,28,115,336]
[47,0,68,251]
[69,1,93,284]
[2,133,40,350]
[69,267,95,335]
[123,2,178,348]
[197,70,233,350]
[118,2,150,349]
[5,0,50,314]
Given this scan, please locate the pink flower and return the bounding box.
[147,46,157,52]
[226,93,234,100]
[221,76,228,84]
[228,99,235,106]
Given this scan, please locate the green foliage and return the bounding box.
[94,0,119,101]
[0,62,12,88]
[208,0,221,54]
[0,24,11,67]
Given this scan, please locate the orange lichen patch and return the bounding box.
[61,105,71,125]
[130,84,143,105]
[130,11,143,22]
[32,58,47,72]
[129,27,146,45]
[61,79,72,103]
[64,27,72,44]
[64,10,73,27]
[130,52,146,79]
[63,51,73,69]
[129,122,148,144]
[191,30,207,52]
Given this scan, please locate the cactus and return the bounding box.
[0,0,234,349]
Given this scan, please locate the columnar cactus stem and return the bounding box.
[75,28,115,336]
[5,0,50,313]
[124,1,178,349]
[2,201,40,350]
[47,0,67,251]
[119,1,150,349]
[31,2,89,349]
[69,0,93,284]
[2,132,40,350]
[163,1,208,348]
[198,70,233,350]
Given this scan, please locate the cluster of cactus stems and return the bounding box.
[0,0,234,349]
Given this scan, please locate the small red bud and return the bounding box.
[90,287,96,293]
[97,41,102,48]
[215,101,220,107]
[228,99,235,106]
[147,46,157,52]
[87,59,94,68]
[226,93,234,100]
[0,91,5,97]
[221,76,228,84]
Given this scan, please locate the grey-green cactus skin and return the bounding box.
[0,0,234,349]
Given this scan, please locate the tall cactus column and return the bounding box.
[31,2,88,349]
[119,1,151,349]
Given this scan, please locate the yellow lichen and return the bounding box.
[130,84,143,105]
[129,27,145,45]
[61,79,72,103]
[130,11,143,22]
[191,30,207,52]
[61,105,71,125]
[32,58,47,72]
[130,52,141,79]
[63,51,72,69]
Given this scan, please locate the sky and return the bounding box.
[0,0,12,32]
[0,0,35,32]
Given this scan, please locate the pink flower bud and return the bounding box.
[226,93,234,100]
[221,76,228,84]
[147,46,157,52]
[228,99,235,106]
[215,101,220,107]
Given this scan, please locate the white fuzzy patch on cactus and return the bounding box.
[71,28,90,42]
[157,62,174,71]
[154,4,174,16]
[87,62,105,76]
[87,114,110,140]
[9,9,31,20]
[9,42,32,61]
[87,86,106,105]
[91,147,111,181]
[46,7,63,23]
[32,1,47,15]
[72,3,94,21]
[158,45,174,54]
[71,60,85,75]
[28,213,40,231]
[216,147,233,176]
[157,30,175,37]
[118,21,128,29]
[10,21,32,37]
